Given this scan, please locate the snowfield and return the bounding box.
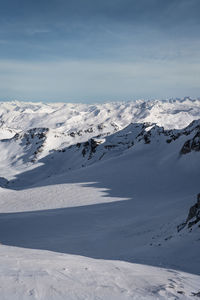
[0,98,200,299]
[0,246,200,300]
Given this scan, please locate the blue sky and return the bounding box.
[0,0,200,102]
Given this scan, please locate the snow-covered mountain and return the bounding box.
[0,98,200,179]
[0,98,200,299]
[0,97,200,133]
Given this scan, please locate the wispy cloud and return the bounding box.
[25,28,51,36]
[0,58,199,102]
[0,0,199,101]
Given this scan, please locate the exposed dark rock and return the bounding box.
[88,139,99,159]
[166,139,172,143]
[110,122,119,131]
[177,193,200,232]
[69,132,75,137]
[84,127,93,133]
[0,177,9,188]
[187,193,200,228]
[84,141,89,147]
[97,124,105,130]
[180,140,191,154]
[58,149,66,153]
[143,134,151,144]
[80,138,102,159]
[180,130,200,154]
[191,291,200,297]
[14,128,49,142]
[13,133,20,140]
[104,144,117,149]
[90,138,98,153]
[82,148,86,157]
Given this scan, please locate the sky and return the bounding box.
[0,0,200,103]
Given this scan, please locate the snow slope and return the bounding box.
[0,245,199,300]
[0,125,200,273]
[0,99,200,299]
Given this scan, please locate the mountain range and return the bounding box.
[0,98,200,299]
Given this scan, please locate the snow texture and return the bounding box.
[0,98,200,299]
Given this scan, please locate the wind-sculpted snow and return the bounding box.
[1,246,200,300]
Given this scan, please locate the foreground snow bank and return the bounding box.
[0,245,199,300]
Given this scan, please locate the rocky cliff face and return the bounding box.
[180,132,200,154]
[177,193,200,232]
[186,193,200,228]
[64,119,200,167]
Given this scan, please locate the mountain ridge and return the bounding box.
[0,99,200,298]
[0,118,199,186]
[0,98,200,135]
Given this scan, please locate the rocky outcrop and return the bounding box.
[186,193,200,228]
[13,128,49,162]
[14,128,49,142]
[81,138,102,159]
[177,193,200,232]
[180,131,200,154]
[54,120,200,172]
[0,177,9,188]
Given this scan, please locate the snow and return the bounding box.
[0,98,200,134]
[0,138,200,274]
[0,98,200,299]
[0,246,199,300]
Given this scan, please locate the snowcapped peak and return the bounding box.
[0,98,200,132]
